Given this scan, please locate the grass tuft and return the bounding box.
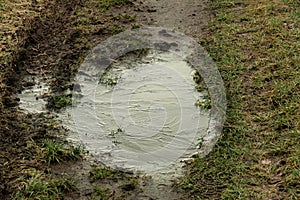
[26,140,82,165]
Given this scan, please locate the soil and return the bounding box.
[136,0,212,38]
[0,0,212,199]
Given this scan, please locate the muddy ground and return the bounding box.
[0,0,212,199]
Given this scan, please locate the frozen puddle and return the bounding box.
[66,50,210,174]
[64,27,226,199]
[18,27,226,199]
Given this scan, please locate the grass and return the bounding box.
[179,0,300,199]
[92,184,112,200]
[26,139,82,165]
[47,95,73,109]
[90,166,129,180]
[193,71,211,109]
[1,0,138,198]
[12,140,82,199]
[13,169,76,200]
[3,0,298,199]
[99,71,120,86]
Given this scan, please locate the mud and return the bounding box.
[136,0,212,37]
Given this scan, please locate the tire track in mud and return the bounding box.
[16,0,88,94]
[0,1,85,198]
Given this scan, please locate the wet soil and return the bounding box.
[135,0,212,38]
[0,0,212,199]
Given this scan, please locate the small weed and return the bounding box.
[40,140,82,164]
[195,97,211,110]
[193,70,208,92]
[92,184,112,200]
[47,94,72,109]
[109,128,124,145]
[114,13,136,23]
[90,166,126,180]
[193,71,211,109]
[99,71,119,86]
[90,167,140,199]
[131,24,141,29]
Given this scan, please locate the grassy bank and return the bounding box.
[179,0,299,199]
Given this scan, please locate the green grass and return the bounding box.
[13,169,76,200]
[12,141,82,199]
[179,0,300,199]
[92,184,112,200]
[26,140,82,165]
[47,95,73,109]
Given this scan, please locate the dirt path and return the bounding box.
[126,1,213,199]
[136,0,212,38]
